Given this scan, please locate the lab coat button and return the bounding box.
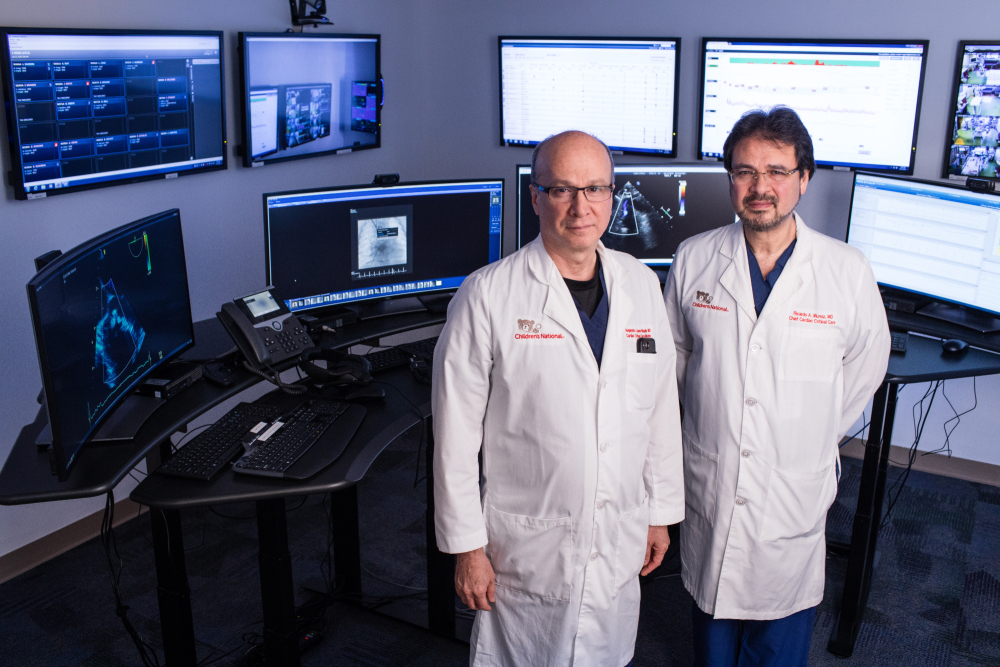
[750,344,760,353]
[599,442,609,453]
[735,498,747,506]
[742,450,751,458]
[745,398,756,407]
[596,500,607,510]
[590,552,599,561]
[601,380,608,389]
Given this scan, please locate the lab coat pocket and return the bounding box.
[626,353,657,411]
[613,496,650,595]
[778,326,841,383]
[682,435,718,527]
[759,463,839,542]
[485,506,574,601]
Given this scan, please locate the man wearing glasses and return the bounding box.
[664,108,889,666]
[433,130,684,666]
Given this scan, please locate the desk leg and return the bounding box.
[330,486,362,598]
[150,508,197,666]
[256,498,300,667]
[828,382,898,657]
[424,416,457,637]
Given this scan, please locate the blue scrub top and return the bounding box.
[746,236,796,316]
[575,265,609,367]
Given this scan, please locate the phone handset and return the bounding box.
[216,287,315,370]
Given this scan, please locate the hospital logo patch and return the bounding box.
[692,290,729,312]
[514,319,564,341]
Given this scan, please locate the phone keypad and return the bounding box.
[262,325,311,357]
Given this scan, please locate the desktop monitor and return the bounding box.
[944,42,1000,182]
[239,32,380,167]
[699,38,929,174]
[516,164,734,266]
[846,172,1000,330]
[0,28,226,200]
[264,179,504,316]
[499,36,680,157]
[26,209,195,481]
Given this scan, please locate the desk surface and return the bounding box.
[0,312,446,506]
[887,333,1000,384]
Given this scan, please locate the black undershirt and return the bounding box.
[564,257,604,319]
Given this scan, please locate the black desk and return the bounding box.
[828,333,1000,656]
[0,311,452,667]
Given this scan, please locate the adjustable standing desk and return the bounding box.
[0,312,460,667]
[828,321,1000,657]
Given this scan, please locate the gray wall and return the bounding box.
[1,0,996,557]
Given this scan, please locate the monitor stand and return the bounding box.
[418,292,454,313]
[35,394,166,447]
[348,296,429,320]
[917,301,1000,333]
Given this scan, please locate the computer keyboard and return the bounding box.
[365,336,438,373]
[157,402,284,481]
[233,399,364,480]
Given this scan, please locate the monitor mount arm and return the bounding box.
[289,0,332,26]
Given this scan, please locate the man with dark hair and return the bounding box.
[664,107,890,666]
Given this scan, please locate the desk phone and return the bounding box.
[217,287,314,369]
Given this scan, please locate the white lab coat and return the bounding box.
[663,214,889,620]
[433,237,685,667]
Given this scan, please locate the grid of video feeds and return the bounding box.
[947,45,1000,179]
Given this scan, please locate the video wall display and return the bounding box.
[0,28,226,200]
[239,33,380,167]
[945,42,1000,181]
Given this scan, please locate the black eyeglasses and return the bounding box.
[532,183,615,202]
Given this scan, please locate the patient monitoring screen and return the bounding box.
[847,173,1000,315]
[700,40,927,171]
[265,180,503,312]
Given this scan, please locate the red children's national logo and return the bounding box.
[789,310,837,325]
[692,290,729,312]
[514,319,564,340]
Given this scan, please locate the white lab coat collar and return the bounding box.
[718,212,816,322]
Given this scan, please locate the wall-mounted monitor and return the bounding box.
[264,179,503,318]
[847,172,1000,331]
[26,209,194,481]
[516,164,734,266]
[0,28,226,200]
[499,36,680,157]
[699,39,929,174]
[239,32,380,167]
[944,42,1000,182]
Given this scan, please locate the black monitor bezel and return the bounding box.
[498,35,681,157]
[262,177,505,313]
[0,27,228,201]
[846,170,1000,319]
[237,31,382,168]
[941,40,1000,183]
[25,208,195,481]
[697,37,930,175]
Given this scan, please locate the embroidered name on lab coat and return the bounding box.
[789,311,836,325]
[624,327,653,339]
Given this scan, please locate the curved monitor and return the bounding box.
[944,42,1000,182]
[27,209,195,481]
[499,36,680,156]
[264,179,504,315]
[699,38,928,174]
[239,32,380,167]
[0,28,226,200]
[516,163,735,266]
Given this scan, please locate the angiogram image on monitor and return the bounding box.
[240,33,380,166]
[265,180,503,314]
[945,43,1000,181]
[700,39,928,173]
[499,37,680,156]
[1,29,226,200]
[27,209,194,480]
[517,164,734,265]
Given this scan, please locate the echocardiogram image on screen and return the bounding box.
[945,43,1000,181]
[517,164,735,266]
[350,205,413,279]
[27,209,193,479]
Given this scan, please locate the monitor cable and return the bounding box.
[241,360,307,395]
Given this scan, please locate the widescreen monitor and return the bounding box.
[846,173,1000,326]
[0,28,226,200]
[699,39,929,174]
[944,42,1000,182]
[264,179,504,315]
[26,209,194,481]
[239,33,380,167]
[499,36,680,156]
[516,164,734,266]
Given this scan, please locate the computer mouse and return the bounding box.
[941,338,969,354]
